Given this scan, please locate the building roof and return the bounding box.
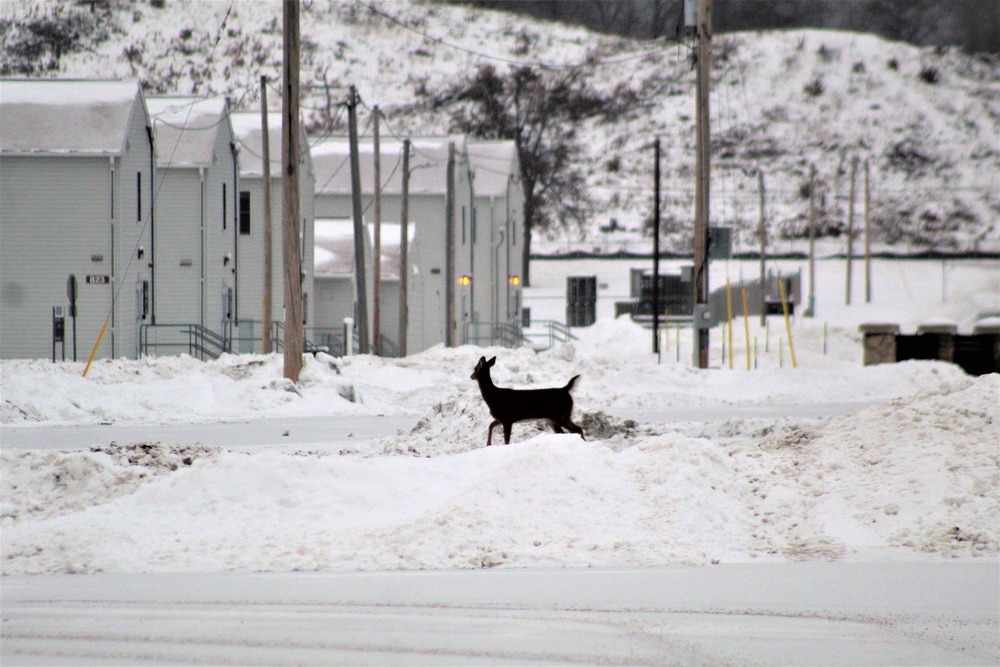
[146,96,230,168]
[0,79,144,156]
[314,219,415,280]
[314,218,360,278]
[368,222,416,281]
[468,141,519,197]
[311,135,466,197]
[230,111,282,178]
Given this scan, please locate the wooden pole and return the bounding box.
[281,0,303,381]
[846,156,857,305]
[726,276,733,370]
[372,106,382,355]
[864,157,872,304]
[652,137,661,355]
[779,277,797,369]
[741,286,750,370]
[346,85,369,354]
[692,0,712,369]
[758,170,766,327]
[807,163,815,317]
[445,142,456,347]
[398,139,410,357]
[260,75,273,354]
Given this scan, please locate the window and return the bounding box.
[222,183,227,230]
[136,172,142,222]
[461,206,466,245]
[239,191,251,235]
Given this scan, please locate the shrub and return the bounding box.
[919,65,940,84]
[804,77,825,97]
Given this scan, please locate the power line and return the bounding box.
[352,0,672,71]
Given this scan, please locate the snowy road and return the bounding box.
[0,415,421,451]
[2,563,997,666]
[0,401,876,451]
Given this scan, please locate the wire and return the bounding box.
[352,0,672,71]
[105,0,238,344]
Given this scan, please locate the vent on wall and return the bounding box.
[180,259,193,267]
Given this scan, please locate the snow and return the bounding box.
[3,0,995,250]
[2,258,997,576]
[0,79,140,155]
[146,95,228,168]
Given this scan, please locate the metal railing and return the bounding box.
[521,320,578,350]
[462,320,525,349]
[139,323,231,360]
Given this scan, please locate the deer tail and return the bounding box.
[565,374,581,392]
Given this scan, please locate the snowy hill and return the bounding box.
[2,0,998,253]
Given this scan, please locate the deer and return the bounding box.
[471,355,585,446]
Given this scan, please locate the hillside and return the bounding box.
[2,0,998,255]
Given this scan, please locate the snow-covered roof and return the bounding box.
[146,96,230,168]
[0,79,143,156]
[468,141,519,197]
[230,111,310,178]
[311,135,466,197]
[314,218,360,277]
[368,222,416,280]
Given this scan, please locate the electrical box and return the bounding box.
[708,227,732,260]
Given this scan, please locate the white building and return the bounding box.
[312,218,372,354]
[230,111,315,353]
[0,79,154,361]
[467,140,525,344]
[143,96,238,356]
[311,135,483,354]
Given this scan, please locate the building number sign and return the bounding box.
[85,275,110,284]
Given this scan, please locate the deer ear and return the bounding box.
[477,356,486,366]
[487,356,496,366]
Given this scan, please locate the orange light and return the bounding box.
[509,275,520,286]
[460,275,472,286]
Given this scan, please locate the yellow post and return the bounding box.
[83,321,108,378]
[741,287,751,370]
[778,278,798,368]
[725,277,733,370]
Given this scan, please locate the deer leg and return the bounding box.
[487,419,502,447]
[502,422,513,444]
[562,418,585,441]
[549,420,565,434]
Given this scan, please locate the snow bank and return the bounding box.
[3,375,995,574]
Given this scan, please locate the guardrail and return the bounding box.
[139,323,230,360]
[462,320,524,349]
[521,320,577,350]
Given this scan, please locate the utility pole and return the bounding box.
[398,139,410,357]
[281,0,303,382]
[807,163,816,317]
[372,106,382,355]
[652,137,661,356]
[864,157,872,303]
[445,142,456,347]
[260,75,273,354]
[692,0,712,368]
[758,170,767,327]
[846,156,857,305]
[347,85,369,354]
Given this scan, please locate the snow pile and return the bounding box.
[2,372,995,574]
[376,387,639,458]
[1,442,218,523]
[744,374,999,560]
